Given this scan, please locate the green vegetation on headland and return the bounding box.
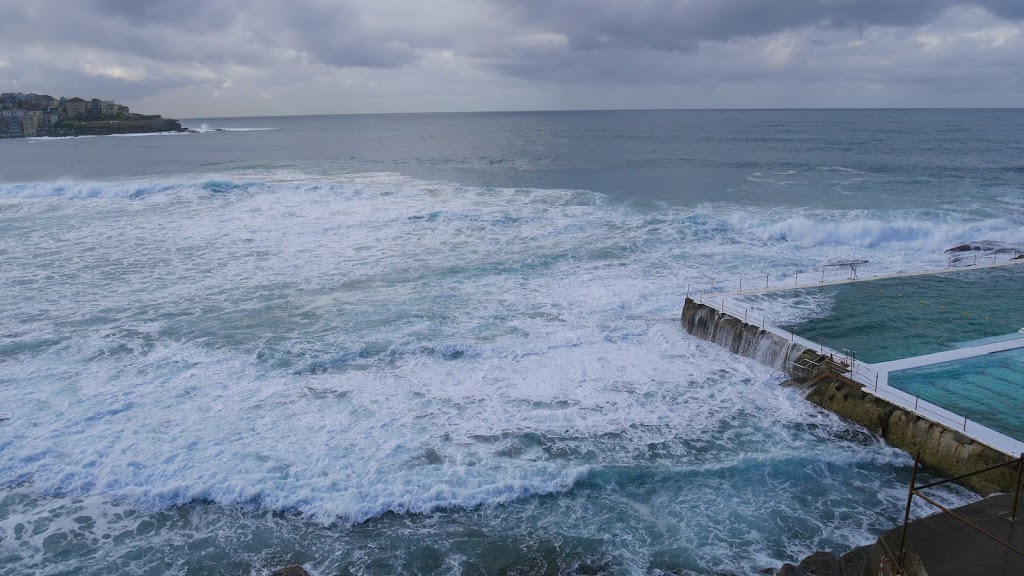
[1,91,186,138]
[52,115,184,136]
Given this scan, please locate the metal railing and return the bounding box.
[891,452,1024,573]
[846,361,973,433]
[684,253,1023,300]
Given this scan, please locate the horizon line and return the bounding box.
[176,106,1024,120]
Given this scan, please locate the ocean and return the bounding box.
[1,109,1022,575]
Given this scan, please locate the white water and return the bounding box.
[0,171,1007,574]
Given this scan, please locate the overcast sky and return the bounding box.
[1,1,1022,117]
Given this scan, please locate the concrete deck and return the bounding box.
[877,493,1024,576]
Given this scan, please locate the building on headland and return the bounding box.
[64,97,89,118]
[0,93,59,110]
[1,91,173,137]
[22,110,43,136]
[0,109,46,136]
[1,108,25,137]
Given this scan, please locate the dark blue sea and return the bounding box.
[1,110,1021,575]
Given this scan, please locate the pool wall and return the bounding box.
[681,297,810,370]
[807,377,1016,495]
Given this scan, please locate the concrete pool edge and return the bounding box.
[873,335,1024,375]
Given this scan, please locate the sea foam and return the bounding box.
[0,171,998,573]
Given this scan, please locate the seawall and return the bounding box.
[680,298,1018,494]
[807,377,1016,495]
[680,297,810,371]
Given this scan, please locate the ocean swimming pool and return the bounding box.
[887,348,1024,441]
[732,263,1024,447]
[777,264,1024,363]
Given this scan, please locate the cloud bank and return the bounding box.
[0,1,1021,116]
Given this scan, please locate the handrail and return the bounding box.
[894,452,1024,572]
[685,255,1023,301]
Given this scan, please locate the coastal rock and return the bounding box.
[838,545,870,576]
[270,566,308,576]
[944,241,1004,253]
[945,243,979,253]
[775,551,843,576]
[797,552,843,576]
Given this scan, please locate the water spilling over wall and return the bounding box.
[681,298,810,371]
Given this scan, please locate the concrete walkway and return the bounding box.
[873,334,1024,375]
[876,494,1024,576]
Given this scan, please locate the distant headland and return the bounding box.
[0,92,185,138]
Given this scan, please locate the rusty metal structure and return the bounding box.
[892,452,1024,573]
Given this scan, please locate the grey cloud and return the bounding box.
[983,0,1024,19]
[89,0,237,29]
[1,0,1022,115]
[271,2,417,69]
[0,1,429,70]
[478,0,1024,87]
[498,1,1024,51]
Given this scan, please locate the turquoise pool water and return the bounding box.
[778,264,1024,363]
[887,348,1024,441]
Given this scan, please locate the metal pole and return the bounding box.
[875,373,878,391]
[686,284,690,299]
[765,274,769,289]
[914,396,919,411]
[963,415,968,432]
[898,452,922,571]
[820,269,825,283]
[795,273,798,286]
[744,308,747,323]
[739,277,742,292]
[1013,454,1023,522]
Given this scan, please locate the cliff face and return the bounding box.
[52,116,184,136]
